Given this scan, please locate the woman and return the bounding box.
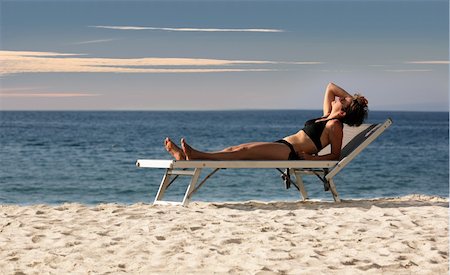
[165,83,368,161]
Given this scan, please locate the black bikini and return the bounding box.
[274,139,299,160]
[302,117,331,151]
[275,117,336,160]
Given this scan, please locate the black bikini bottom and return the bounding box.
[274,139,300,160]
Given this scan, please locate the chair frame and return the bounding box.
[136,119,392,206]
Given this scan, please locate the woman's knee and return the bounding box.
[224,144,248,152]
[231,146,252,159]
[223,146,236,152]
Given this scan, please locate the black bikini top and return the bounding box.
[302,117,336,151]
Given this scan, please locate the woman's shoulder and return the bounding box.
[325,119,343,130]
[305,116,326,124]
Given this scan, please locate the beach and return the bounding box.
[0,194,448,274]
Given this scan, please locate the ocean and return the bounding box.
[0,110,448,205]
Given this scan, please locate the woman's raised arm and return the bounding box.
[323,83,352,116]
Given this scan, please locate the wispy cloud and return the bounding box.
[405,60,450,65]
[0,87,101,98]
[0,50,321,75]
[290,61,322,65]
[91,25,285,33]
[0,93,101,98]
[71,39,118,45]
[385,69,433,73]
[1,51,85,57]
[311,69,352,73]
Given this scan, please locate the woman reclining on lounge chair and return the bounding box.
[165,83,368,161]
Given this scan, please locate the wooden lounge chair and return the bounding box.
[136,118,392,206]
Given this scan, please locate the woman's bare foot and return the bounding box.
[164,137,186,160]
[181,138,196,160]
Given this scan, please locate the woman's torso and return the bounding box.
[283,118,339,154]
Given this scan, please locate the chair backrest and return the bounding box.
[340,123,379,159]
[317,123,370,157]
[318,119,391,159]
[323,118,393,179]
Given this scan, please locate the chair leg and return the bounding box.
[154,169,171,204]
[293,170,308,201]
[182,168,202,206]
[328,178,341,202]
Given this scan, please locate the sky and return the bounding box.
[0,0,449,111]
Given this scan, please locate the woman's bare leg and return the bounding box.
[181,138,291,160]
[164,137,186,160]
[217,142,258,153]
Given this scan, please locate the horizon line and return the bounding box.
[0,109,448,113]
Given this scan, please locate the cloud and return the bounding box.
[0,50,321,75]
[91,25,285,33]
[290,61,322,65]
[384,69,433,73]
[0,86,101,98]
[0,93,101,98]
[0,51,84,57]
[71,39,118,45]
[405,61,450,65]
[311,69,352,73]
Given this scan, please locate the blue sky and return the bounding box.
[1,0,448,111]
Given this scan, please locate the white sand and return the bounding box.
[0,194,448,274]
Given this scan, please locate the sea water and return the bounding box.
[0,110,448,205]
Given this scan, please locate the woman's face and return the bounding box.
[333,96,352,112]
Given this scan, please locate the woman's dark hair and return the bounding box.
[341,94,368,126]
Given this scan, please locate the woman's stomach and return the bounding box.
[282,130,319,154]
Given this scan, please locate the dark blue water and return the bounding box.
[0,111,448,205]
